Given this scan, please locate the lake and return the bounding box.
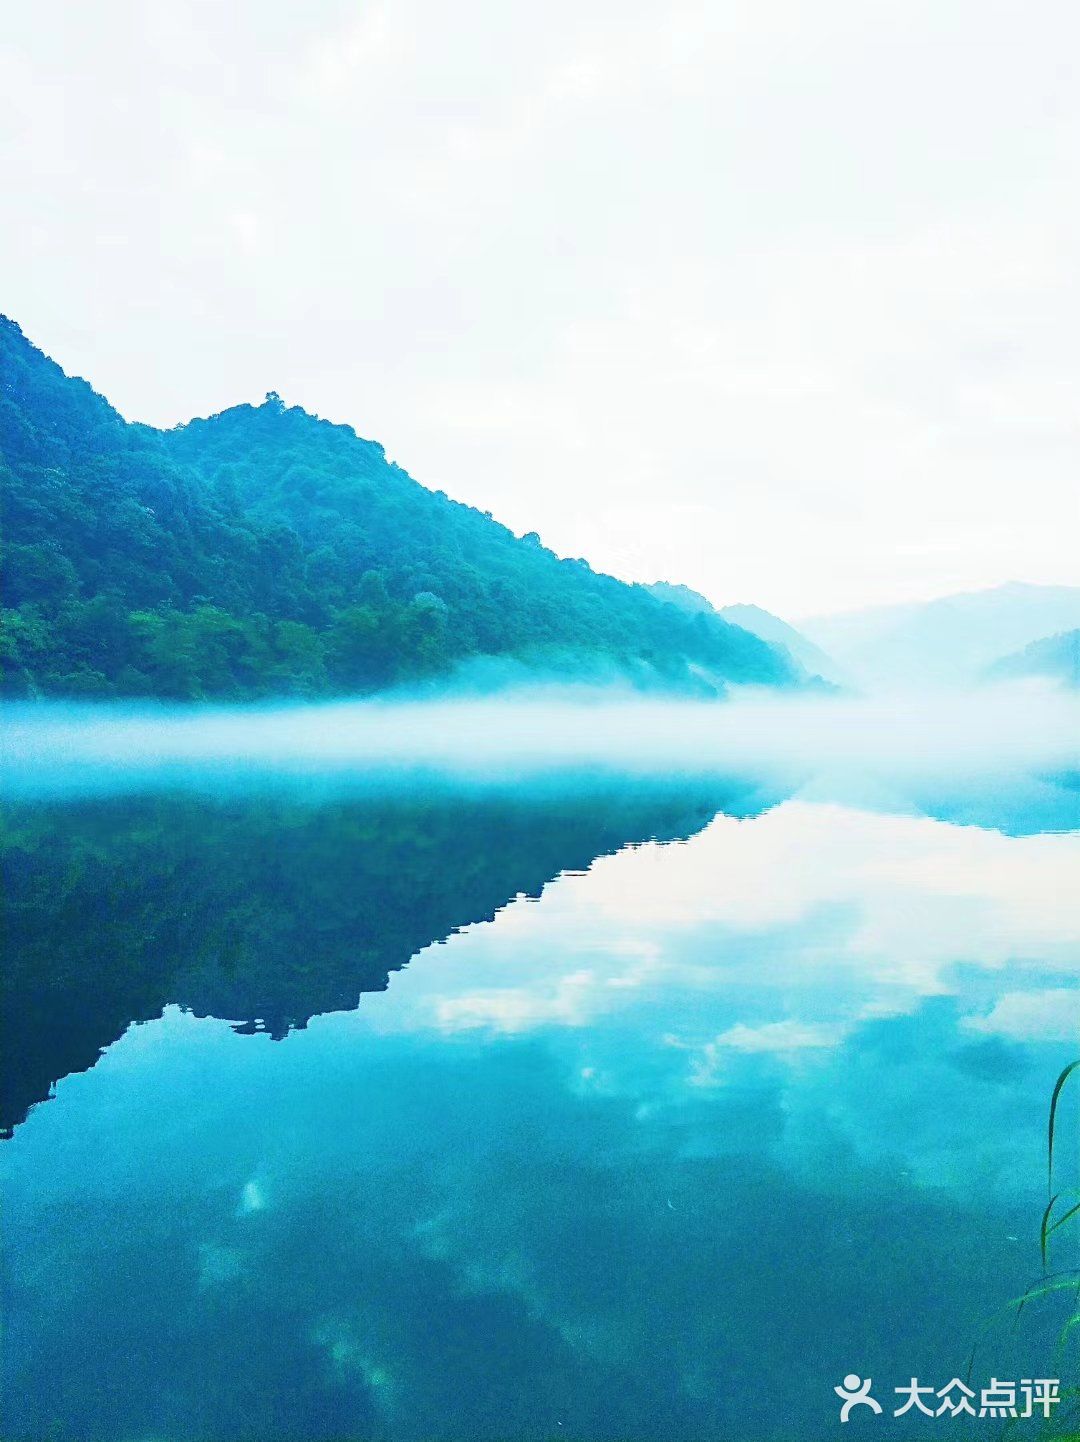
[2,698,1078,1441]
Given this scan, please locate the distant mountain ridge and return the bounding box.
[986,629,1080,686]
[0,317,797,700]
[646,583,841,684]
[715,603,844,685]
[644,581,717,618]
[800,583,1080,687]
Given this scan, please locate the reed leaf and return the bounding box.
[1048,1061,1080,1200]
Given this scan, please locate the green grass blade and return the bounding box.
[1048,1199,1080,1241]
[1049,1060,1080,1199]
[1043,1194,1062,1270]
[1006,1277,1080,1309]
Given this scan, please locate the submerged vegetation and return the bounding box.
[0,317,796,701]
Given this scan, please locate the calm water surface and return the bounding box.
[2,765,1078,1441]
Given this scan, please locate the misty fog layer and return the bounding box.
[2,681,1077,801]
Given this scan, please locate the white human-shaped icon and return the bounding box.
[835,1375,883,1422]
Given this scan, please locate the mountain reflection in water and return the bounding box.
[1,776,780,1138]
[1,762,1078,1442]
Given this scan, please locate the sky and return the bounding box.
[2,0,1078,617]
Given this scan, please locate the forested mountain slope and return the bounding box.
[0,317,795,700]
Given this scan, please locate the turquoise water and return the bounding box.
[2,767,1078,1440]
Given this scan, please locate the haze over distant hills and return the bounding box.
[800,583,1080,687]
[0,317,796,701]
[987,629,1080,687]
[647,583,842,685]
[715,603,845,686]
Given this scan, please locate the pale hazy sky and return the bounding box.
[2,0,1078,616]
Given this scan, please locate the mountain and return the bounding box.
[715,603,844,685]
[646,583,841,685]
[645,581,717,617]
[800,583,1080,687]
[0,317,796,700]
[985,628,1080,687]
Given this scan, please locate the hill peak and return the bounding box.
[1,315,798,701]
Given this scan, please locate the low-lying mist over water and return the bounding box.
[2,681,1078,802]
